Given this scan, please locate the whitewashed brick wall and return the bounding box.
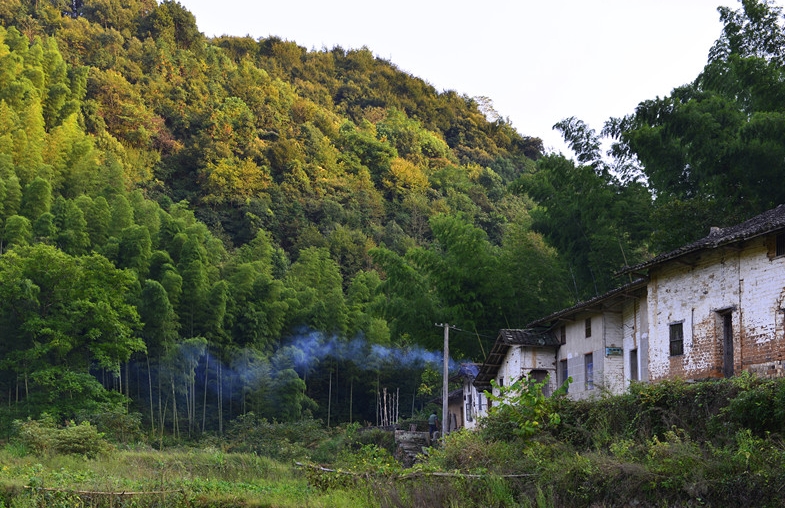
[647,235,785,381]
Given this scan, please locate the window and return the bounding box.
[560,325,566,345]
[560,359,569,393]
[585,353,594,390]
[630,349,638,381]
[777,233,785,257]
[669,323,684,356]
[585,318,592,338]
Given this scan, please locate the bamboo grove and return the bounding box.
[1,0,784,436]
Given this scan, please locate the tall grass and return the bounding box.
[4,376,785,506]
[0,446,373,507]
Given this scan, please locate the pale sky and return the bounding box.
[178,0,765,156]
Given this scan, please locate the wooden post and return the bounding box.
[435,323,452,439]
[442,324,449,438]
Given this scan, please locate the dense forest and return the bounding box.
[0,0,782,435]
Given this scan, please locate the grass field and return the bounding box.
[0,446,374,507]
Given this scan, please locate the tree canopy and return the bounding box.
[0,0,781,432]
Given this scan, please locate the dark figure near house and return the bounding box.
[428,412,439,438]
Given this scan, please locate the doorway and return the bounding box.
[529,370,551,397]
[721,312,734,378]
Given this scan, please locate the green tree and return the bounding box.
[138,278,180,433]
[43,114,100,197]
[0,244,143,418]
[337,121,397,187]
[2,175,22,219]
[33,211,56,243]
[117,224,152,277]
[514,151,651,299]
[229,346,273,417]
[20,177,52,221]
[3,214,32,249]
[177,235,210,338]
[55,199,91,254]
[346,269,389,345]
[497,219,570,321]
[140,0,203,51]
[406,214,502,356]
[139,279,179,356]
[84,195,110,247]
[369,246,440,349]
[225,260,290,350]
[285,246,348,336]
[109,194,134,238]
[606,0,785,250]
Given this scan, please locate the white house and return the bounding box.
[473,328,561,411]
[454,363,486,431]
[473,281,647,404]
[621,204,785,381]
[526,279,648,399]
[472,204,785,407]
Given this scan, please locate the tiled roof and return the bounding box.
[473,279,647,390]
[526,277,648,329]
[622,204,785,274]
[497,328,562,347]
[474,329,559,390]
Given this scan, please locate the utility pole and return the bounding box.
[435,323,455,439]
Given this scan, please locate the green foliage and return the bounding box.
[413,377,785,507]
[483,375,568,441]
[14,416,112,458]
[602,0,785,250]
[336,443,400,474]
[224,413,328,460]
[11,0,785,448]
[0,446,356,508]
[349,427,396,456]
[0,244,143,418]
[425,428,523,474]
[514,151,651,299]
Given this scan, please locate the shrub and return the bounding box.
[351,427,396,455]
[224,412,330,460]
[481,375,568,442]
[13,416,112,458]
[425,429,523,474]
[87,408,143,444]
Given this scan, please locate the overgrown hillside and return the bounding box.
[0,0,784,438]
[0,0,573,432]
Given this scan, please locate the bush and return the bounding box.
[14,416,112,458]
[425,429,524,474]
[351,427,396,455]
[224,412,330,460]
[481,375,568,442]
[87,408,143,444]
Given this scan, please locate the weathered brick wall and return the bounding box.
[737,237,785,375]
[648,235,785,381]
